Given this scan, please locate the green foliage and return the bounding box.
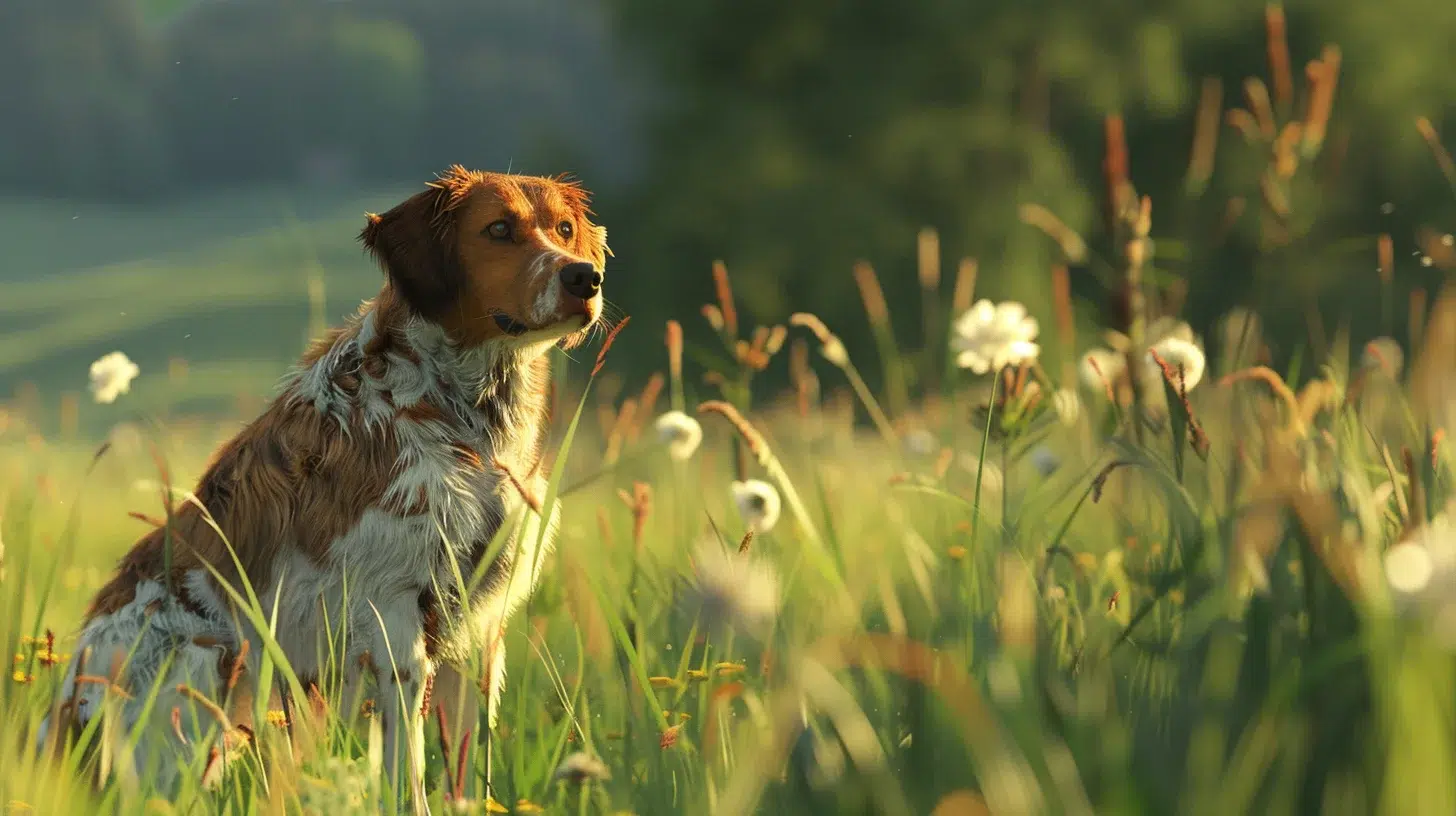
[603,0,1456,390]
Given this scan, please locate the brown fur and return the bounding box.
[86,387,405,620]
[86,168,604,631]
[361,165,608,347]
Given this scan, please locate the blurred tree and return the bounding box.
[159,1,428,186]
[0,0,170,197]
[603,0,1456,391]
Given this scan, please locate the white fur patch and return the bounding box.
[55,292,577,797]
[41,578,239,792]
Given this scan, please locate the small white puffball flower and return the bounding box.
[1052,388,1081,426]
[1360,337,1404,379]
[1146,316,1195,346]
[688,538,782,634]
[553,752,611,784]
[654,410,703,461]
[1385,542,1435,599]
[903,428,938,457]
[950,299,1041,374]
[1078,349,1125,395]
[89,351,140,404]
[1147,336,1207,392]
[1029,446,1060,477]
[731,479,782,534]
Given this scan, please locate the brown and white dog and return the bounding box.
[38,166,608,803]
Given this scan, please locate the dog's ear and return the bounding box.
[359,187,463,320]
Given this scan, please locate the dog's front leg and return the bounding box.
[432,631,506,804]
[366,597,431,815]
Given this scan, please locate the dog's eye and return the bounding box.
[556,221,574,240]
[485,220,512,241]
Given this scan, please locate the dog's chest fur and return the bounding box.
[260,299,559,672]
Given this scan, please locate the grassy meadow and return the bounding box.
[6,68,1456,816]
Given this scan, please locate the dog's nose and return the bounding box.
[558,262,602,300]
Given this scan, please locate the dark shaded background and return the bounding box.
[3,0,1455,405]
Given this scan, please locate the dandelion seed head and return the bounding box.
[688,539,781,635]
[653,410,703,461]
[731,479,782,534]
[1385,541,1435,597]
[1147,336,1207,391]
[553,752,611,784]
[1078,348,1125,396]
[902,428,938,457]
[89,351,140,404]
[1360,337,1404,378]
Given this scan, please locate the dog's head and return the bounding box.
[360,165,609,349]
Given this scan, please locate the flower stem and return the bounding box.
[843,361,900,451]
[971,370,1000,540]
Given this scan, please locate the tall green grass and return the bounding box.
[4,14,1456,814]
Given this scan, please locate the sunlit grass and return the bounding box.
[4,12,1456,812]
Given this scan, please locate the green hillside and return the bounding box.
[0,187,412,428]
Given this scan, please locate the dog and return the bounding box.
[37,166,608,805]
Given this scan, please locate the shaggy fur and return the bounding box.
[38,166,609,803]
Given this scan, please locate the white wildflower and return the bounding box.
[653,410,703,461]
[553,752,611,784]
[89,351,140,404]
[1148,336,1207,392]
[1052,388,1081,426]
[950,300,1040,374]
[689,538,781,634]
[731,479,782,534]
